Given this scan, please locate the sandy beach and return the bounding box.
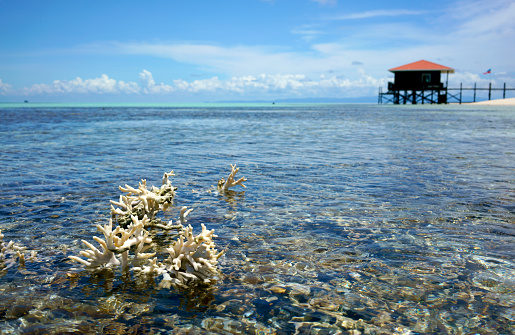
[469,97,515,106]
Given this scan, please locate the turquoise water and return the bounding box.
[0,104,514,333]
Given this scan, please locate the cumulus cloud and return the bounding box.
[160,73,385,97]
[139,70,174,94]
[0,79,13,95]
[21,74,139,95]
[139,70,155,88]
[3,70,388,100]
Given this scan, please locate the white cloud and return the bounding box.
[3,70,388,100]
[106,41,381,80]
[21,74,140,95]
[139,69,155,88]
[0,79,13,95]
[112,42,310,77]
[439,0,515,39]
[315,1,514,75]
[166,73,385,97]
[139,70,174,94]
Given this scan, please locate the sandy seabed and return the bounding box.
[469,97,515,105]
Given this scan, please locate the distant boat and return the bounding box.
[24,100,29,103]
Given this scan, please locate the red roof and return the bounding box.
[389,60,455,73]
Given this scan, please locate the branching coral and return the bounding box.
[0,229,35,271]
[133,223,224,289]
[70,166,243,289]
[218,164,247,193]
[163,223,224,287]
[110,171,176,228]
[148,206,192,231]
[68,216,154,270]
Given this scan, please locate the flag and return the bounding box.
[483,69,491,74]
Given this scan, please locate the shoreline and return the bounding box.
[467,97,515,106]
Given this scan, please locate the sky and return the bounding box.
[0,0,514,102]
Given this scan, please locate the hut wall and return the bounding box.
[393,71,443,91]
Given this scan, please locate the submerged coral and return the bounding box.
[0,229,36,271]
[69,166,240,289]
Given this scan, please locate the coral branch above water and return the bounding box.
[69,216,155,270]
[218,164,247,193]
[110,171,176,228]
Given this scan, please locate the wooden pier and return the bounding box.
[377,59,515,105]
[379,82,515,104]
[446,83,515,104]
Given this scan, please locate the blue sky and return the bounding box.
[0,0,514,102]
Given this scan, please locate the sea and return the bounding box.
[0,103,514,334]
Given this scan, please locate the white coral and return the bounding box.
[131,223,224,289]
[163,223,224,287]
[218,164,247,193]
[148,206,192,231]
[133,257,167,276]
[68,209,220,282]
[70,169,228,290]
[110,171,176,226]
[68,216,154,270]
[0,229,31,269]
[68,237,120,268]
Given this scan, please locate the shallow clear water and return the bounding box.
[1,104,514,334]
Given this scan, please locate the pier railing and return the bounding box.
[378,82,515,104]
[447,83,515,104]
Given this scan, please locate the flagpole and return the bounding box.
[490,70,492,101]
[489,70,492,100]
[483,68,492,101]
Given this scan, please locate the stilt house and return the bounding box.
[379,60,454,104]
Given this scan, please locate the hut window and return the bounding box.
[422,74,431,83]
